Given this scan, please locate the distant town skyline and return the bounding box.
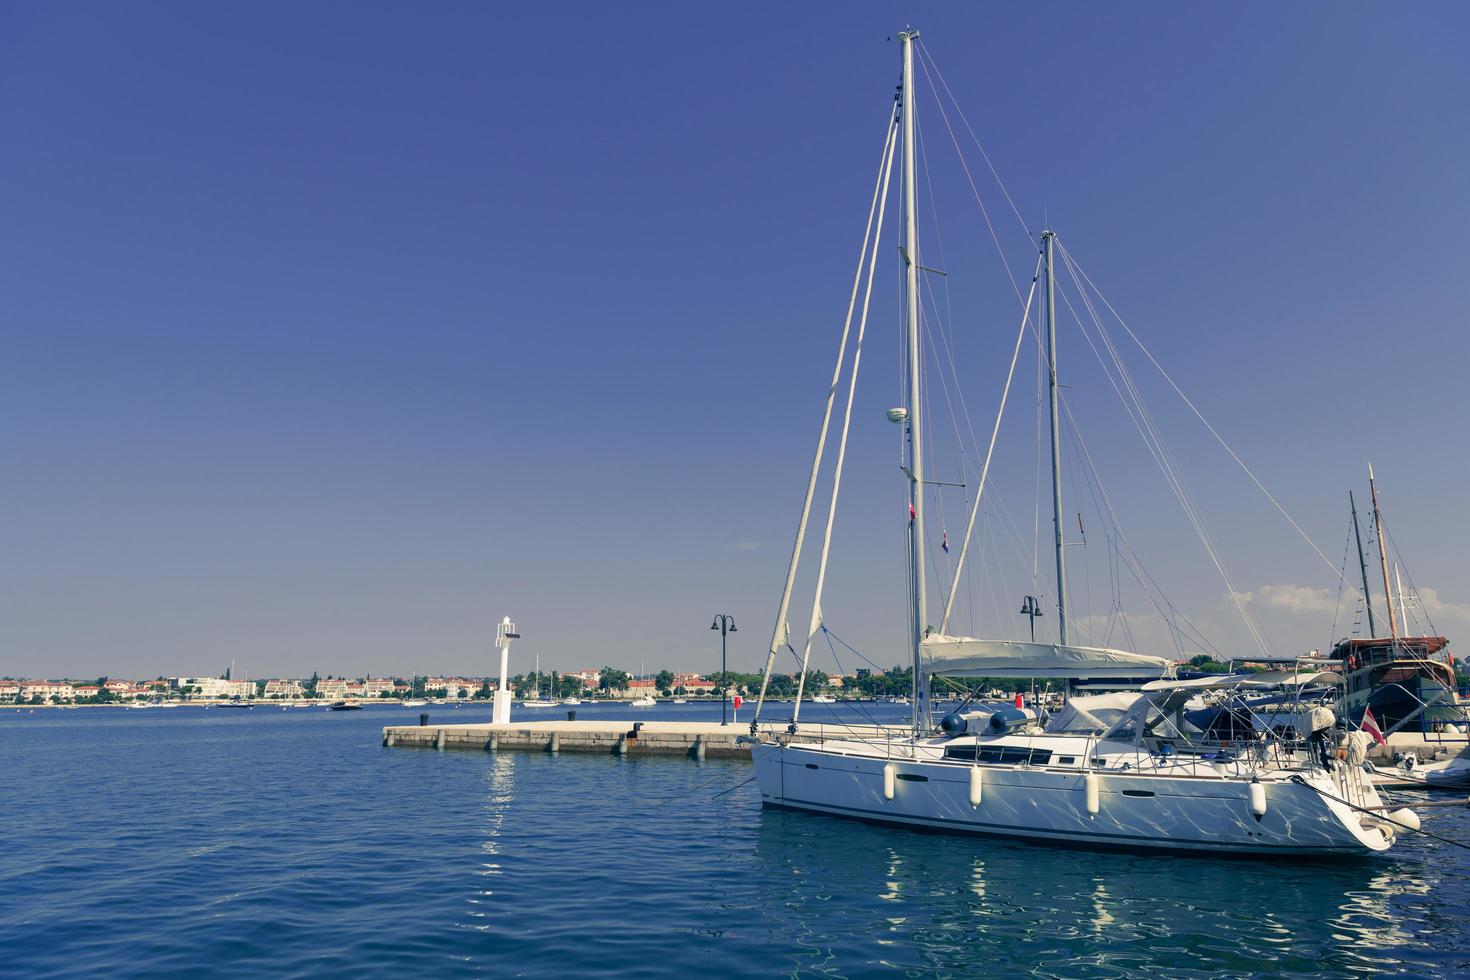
[3,4,1467,679]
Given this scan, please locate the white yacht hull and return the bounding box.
[753,742,1391,855]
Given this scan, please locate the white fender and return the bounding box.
[1084,772,1100,816]
[969,766,983,807]
[1249,781,1267,818]
[882,762,896,801]
[1388,807,1420,832]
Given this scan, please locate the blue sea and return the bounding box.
[3,701,1468,978]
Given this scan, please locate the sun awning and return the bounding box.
[921,636,1173,679]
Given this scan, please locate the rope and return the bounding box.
[1287,775,1470,851]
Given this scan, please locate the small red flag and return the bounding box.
[908,501,916,522]
[1361,707,1386,747]
[1015,693,1024,709]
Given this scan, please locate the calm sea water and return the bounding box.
[2,701,1467,978]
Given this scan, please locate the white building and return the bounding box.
[21,681,75,700]
[175,677,254,699]
[316,679,350,698]
[263,679,305,698]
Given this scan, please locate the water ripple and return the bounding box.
[1,705,1466,978]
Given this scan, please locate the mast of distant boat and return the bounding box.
[1368,463,1398,639]
[898,30,927,734]
[1043,230,1068,646]
[1349,490,1378,636]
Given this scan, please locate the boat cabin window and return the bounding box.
[943,745,1052,766]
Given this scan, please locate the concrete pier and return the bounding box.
[382,718,1467,766]
[381,719,902,759]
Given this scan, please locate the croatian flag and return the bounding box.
[1361,707,1387,747]
[941,531,949,554]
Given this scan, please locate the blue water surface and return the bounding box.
[2,701,1467,978]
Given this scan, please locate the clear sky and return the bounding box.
[2,3,1467,681]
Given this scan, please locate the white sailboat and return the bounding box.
[630,662,656,707]
[520,652,557,708]
[745,30,1413,855]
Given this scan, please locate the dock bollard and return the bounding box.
[419,713,429,727]
[567,710,576,721]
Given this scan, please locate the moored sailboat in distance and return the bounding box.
[744,29,1415,855]
[520,652,558,707]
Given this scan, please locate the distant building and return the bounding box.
[316,679,350,699]
[673,673,716,694]
[21,681,75,700]
[263,680,305,698]
[424,677,474,698]
[103,679,134,693]
[175,677,254,699]
[72,685,102,699]
[566,670,601,689]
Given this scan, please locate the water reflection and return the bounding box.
[465,753,517,930]
[750,806,1461,976]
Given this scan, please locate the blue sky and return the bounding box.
[2,3,1467,680]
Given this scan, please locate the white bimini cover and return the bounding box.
[921,636,1173,679]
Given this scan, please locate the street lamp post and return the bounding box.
[1019,596,1043,643]
[710,614,737,725]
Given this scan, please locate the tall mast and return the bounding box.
[898,29,927,733]
[1368,463,1398,638]
[1349,490,1377,636]
[1042,230,1068,646]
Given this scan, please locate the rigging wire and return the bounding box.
[1328,514,1355,652]
[753,106,899,723]
[912,45,1027,312]
[1055,247,1273,657]
[1055,239,1363,604]
[915,40,1034,245]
